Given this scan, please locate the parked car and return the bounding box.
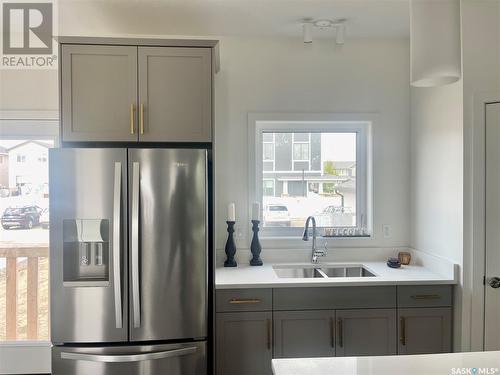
[40,208,50,229]
[1,205,43,230]
[263,204,291,227]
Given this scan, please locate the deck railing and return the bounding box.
[0,246,49,341]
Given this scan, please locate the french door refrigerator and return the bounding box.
[49,148,208,375]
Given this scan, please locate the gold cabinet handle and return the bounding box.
[337,318,344,348]
[410,294,441,300]
[140,104,145,135]
[228,298,261,305]
[400,317,406,346]
[130,104,136,134]
[267,319,272,350]
[330,317,335,348]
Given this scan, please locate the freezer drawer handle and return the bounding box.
[61,346,197,363]
[113,162,123,329]
[131,161,141,328]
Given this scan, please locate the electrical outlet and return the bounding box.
[383,224,392,239]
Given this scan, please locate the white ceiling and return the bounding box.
[58,0,410,39]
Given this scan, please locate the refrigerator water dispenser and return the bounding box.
[63,219,110,286]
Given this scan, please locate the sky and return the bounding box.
[321,133,356,163]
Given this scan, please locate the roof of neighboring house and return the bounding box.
[7,140,51,152]
[0,146,7,155]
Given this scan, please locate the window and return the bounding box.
[252,117,371,239]
[263,143,274,160]
[263,179,275,196]
[0,138,54,342]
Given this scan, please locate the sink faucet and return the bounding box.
[303,216,327,263]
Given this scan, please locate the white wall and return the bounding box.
[0,70,58,113]
[410,83,463,263]
[411,0,500,351]
[410,81,463,350]
[214,36,411,251]
[461,0,500,351]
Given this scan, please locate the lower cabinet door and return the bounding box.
[273,310,335,358]
[335,309,397,357]
[216,312,272,375]
[398,308,452,355]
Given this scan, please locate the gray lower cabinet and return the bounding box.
[335,309,397,357]
[273,310,335,358]
[216,312,272,375]
[398,308,452,355]
[215,286,453,374]
[61,44,139,142]
[138,47,212,142]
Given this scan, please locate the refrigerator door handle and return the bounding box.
[131,161,141,328]
[60,346,197,363]
[113,162,123,329]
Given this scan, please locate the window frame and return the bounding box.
[0,116,58,373]
[248,113,373,246]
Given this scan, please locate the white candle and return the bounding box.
[227,203,236,222]
[252,202,260,221]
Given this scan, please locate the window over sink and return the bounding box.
[251,115,372,239]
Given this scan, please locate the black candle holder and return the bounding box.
[250,220,263,266]
[224,221,237,267]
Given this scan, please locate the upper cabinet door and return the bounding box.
[61,45,138,142]
[138,47,212,142]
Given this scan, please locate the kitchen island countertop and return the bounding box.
[272,351,500,375]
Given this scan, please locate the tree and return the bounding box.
[324,161,339,176]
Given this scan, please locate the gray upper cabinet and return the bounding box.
[335,309,397,357]
[138,47,212,142]
[216,312,272,375]
[398,308,452,355]
[60,41,214,143]
[61,45,139,142]
[273,310,335,359]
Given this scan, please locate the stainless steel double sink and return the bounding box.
[273,265,376,279]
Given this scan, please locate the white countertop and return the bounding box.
[216,261,457,289]
[272,351,500,375]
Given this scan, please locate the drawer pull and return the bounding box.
[337,318,344,348]
[400,317,406,346]
[410,294,441,300]
[267,319,272,350]
[330,317,335,348]
[228,298,261,305]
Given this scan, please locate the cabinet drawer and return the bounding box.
[273,286,396,311]
[397,285,452,308]
[216,289,272,312]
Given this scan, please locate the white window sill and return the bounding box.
[0,341,51,374]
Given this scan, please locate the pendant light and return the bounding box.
[410,0,461,87]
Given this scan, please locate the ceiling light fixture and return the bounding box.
[302,18,347,45]
[303,23,313,44]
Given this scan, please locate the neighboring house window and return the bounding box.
[253,118,371,238]
[16,155,26,163]
[262,133,275,172]
[263,179,275,196]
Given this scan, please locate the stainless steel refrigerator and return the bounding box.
[49,148,208,375]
